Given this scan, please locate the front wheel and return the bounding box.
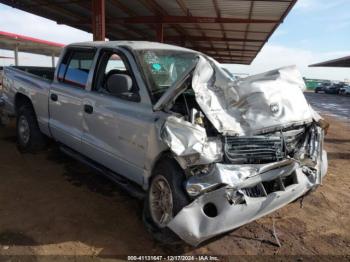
[148,174,174,227]
[143,158,189,244]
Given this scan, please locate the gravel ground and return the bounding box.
[0,93,349,259]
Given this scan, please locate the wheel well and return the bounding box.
[150,151,173,175]
[14,93,33,114]
[147,150,187,185]
[144,151,173,188]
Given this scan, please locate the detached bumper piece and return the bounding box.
[168,169,318,246]
[243,171,298,197]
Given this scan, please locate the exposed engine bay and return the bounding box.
[169,91,314,166]
[160,56,327,169]
[170,92,219,136]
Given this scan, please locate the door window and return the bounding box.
[105,54,127,74]
[93,51,140,102]
[58,49,96,88]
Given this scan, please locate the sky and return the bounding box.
[0,0,349,81]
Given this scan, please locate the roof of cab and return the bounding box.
[70,41,198,53]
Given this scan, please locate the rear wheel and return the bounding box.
[16,104,47,152]
[143,158,189,244]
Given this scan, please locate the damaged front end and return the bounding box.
[158,57,328,246]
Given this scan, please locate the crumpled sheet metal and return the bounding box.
[168,156,328,246]
[192,57,316,135]
[168,140,328,246]
[161,116,222,167]
[185,159,297,196]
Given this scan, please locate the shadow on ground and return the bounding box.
[327,152,350,160]
[325,138,350,144]
[0,125,188,256]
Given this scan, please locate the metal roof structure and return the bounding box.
[309,56,350,68]
[0,30,64,57]
[0,0,297,65]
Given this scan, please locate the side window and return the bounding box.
[57,52,69,81]
[94,51,140,102]
[105,54,127,74]
[58,49,96,88]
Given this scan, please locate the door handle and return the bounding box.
[84,104,93,114]
[50,93,58,102]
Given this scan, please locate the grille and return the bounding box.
[243,172,298,198]
[224,136,284,164]
[224,127,306,164]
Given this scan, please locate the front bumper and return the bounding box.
[168,150,328,246]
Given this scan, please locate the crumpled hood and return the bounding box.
[192,56,316,135]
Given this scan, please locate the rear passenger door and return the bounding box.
[49,48,96,152]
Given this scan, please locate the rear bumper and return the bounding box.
[168,151,328,246]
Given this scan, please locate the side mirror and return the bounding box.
[106,74,139,101]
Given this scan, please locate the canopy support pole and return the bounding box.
[14,44,19,66]
[51,54,55,67]
[156,23,164,43]
[92,0,106,41]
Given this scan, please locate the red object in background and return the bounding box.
[0,31,65,47]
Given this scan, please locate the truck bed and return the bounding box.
[1,66,53,136]
[12,66,55,81]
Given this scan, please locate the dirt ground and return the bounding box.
[0,113,349,258]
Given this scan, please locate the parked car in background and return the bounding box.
[325,82,345,94]
[314,82,331,93]
[339,85,350,95]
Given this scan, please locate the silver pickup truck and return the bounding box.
[0,41,328,246]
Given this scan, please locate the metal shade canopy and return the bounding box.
[0,30,65,66]
[0,30,64,57]
[309,56,350,68]
[0,0,297,65]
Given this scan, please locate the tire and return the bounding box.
[16,104,47,152]
[143,157,190,244]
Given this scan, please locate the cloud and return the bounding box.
[223,44,350,81]
[0,3,92,66]
[272,29,288,37]
[0,4,92,44]
[294,0,316,11]
[294,0,349,12]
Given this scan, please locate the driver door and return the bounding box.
[81,49,154,184]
